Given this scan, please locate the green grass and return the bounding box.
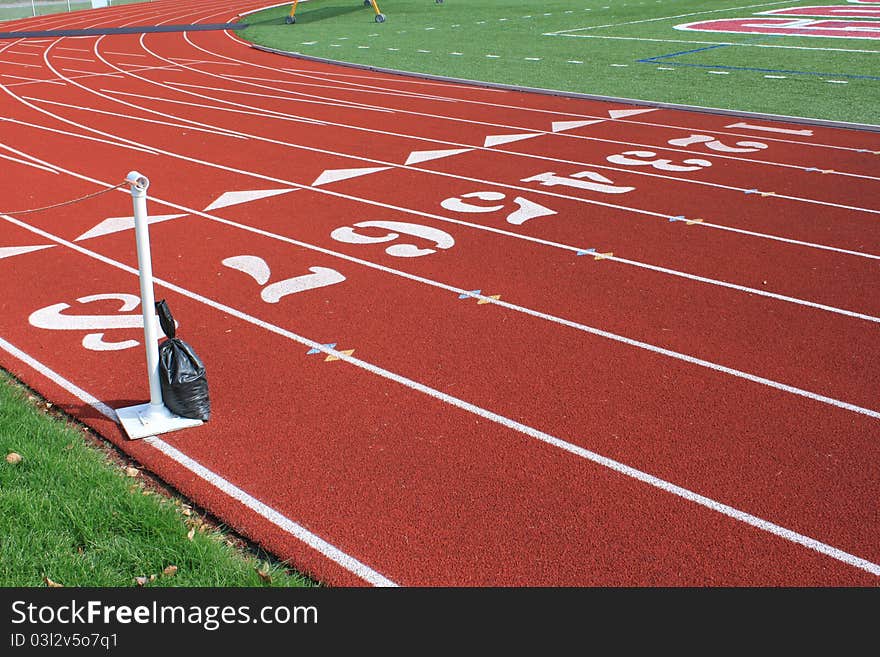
[0,370,317,587]
[239,0,880,125]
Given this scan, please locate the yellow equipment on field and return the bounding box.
[285,0,444,25]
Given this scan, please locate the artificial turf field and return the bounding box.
[238,0,880,126]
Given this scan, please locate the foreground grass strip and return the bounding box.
[0,371,316,588]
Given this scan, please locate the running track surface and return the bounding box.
[1,0,878,587]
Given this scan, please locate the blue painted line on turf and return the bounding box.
[640,62,880,80]
[638,44,731,62]
[637,43,880,80]
[458,289,481,299]
[577,248,596,256]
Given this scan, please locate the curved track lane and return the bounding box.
[1,1,878,586]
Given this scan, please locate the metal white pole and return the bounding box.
[114,171,203,440]
[126,170,164,410]
[31,0,36,17]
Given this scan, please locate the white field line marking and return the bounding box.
[171,76,456,104]
[8,50,869,326]
[541,32,880,54]
[1,214,878,580]
[213,41,879,160]
[162,80,394,113]
[7,35,877,300]
[97,91,327,127]
[23,84,880,282]
[3,139,877,422]
[42,77,880,259]
[215,29,875,157]
[0,151,58,175]
[87,38,880,214]
[224,73,460,103]
[0,61,42,68]
[0,74,65,86]
[53,56,99,63]
[545,1,816,34]
[0,117,159,155]
[144,78,880,188]
[25,96,254,138]
[277,64,506,91]
[97,80,880,203]
[12,52,880,267]
[60,68,123,79]
[0,335,396,588]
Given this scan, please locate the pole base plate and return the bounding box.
[116,402,203,440]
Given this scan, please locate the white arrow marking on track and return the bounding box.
[608,108,658,119]
[404,148,472,166]
[312,166,391,186]
[0,245,54,260]
[551,120,604,132]
[75,214,187,241]
[204,189,297,211]
[484,133,542,147]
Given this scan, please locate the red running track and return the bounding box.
[1,0,878,587]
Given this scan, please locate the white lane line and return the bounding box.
[47,79,880,258]
[0,335,396,588]
[0,73,65,86]
[26,96,253,138]
[1,214,877,580]
[86,40,880,220]
[61,68,123,79]
[12,70,880,327]
[3,136,876,423]
[0,117,159,155]
[53,56,100,63]
[253,48,876,157]
[214,49,880,169]
[0,61,42,68]
[0,151,58,175]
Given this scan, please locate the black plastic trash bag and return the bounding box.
[155,299,210,422]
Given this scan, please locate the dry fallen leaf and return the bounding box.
[134,576,148,587]
[163,565,178,577]
[125,467,139,478]
[186,527,195,541]
[6,452,22,465]
[44,576,63,588]
[256,567,272,585]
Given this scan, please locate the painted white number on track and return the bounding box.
[28,293,163,352]
[606,150,712,172]
[667,134,769,153]
[330,220,455,257]
[521,170,635,194]
[222,256,346,303]
[440,191,557,225]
